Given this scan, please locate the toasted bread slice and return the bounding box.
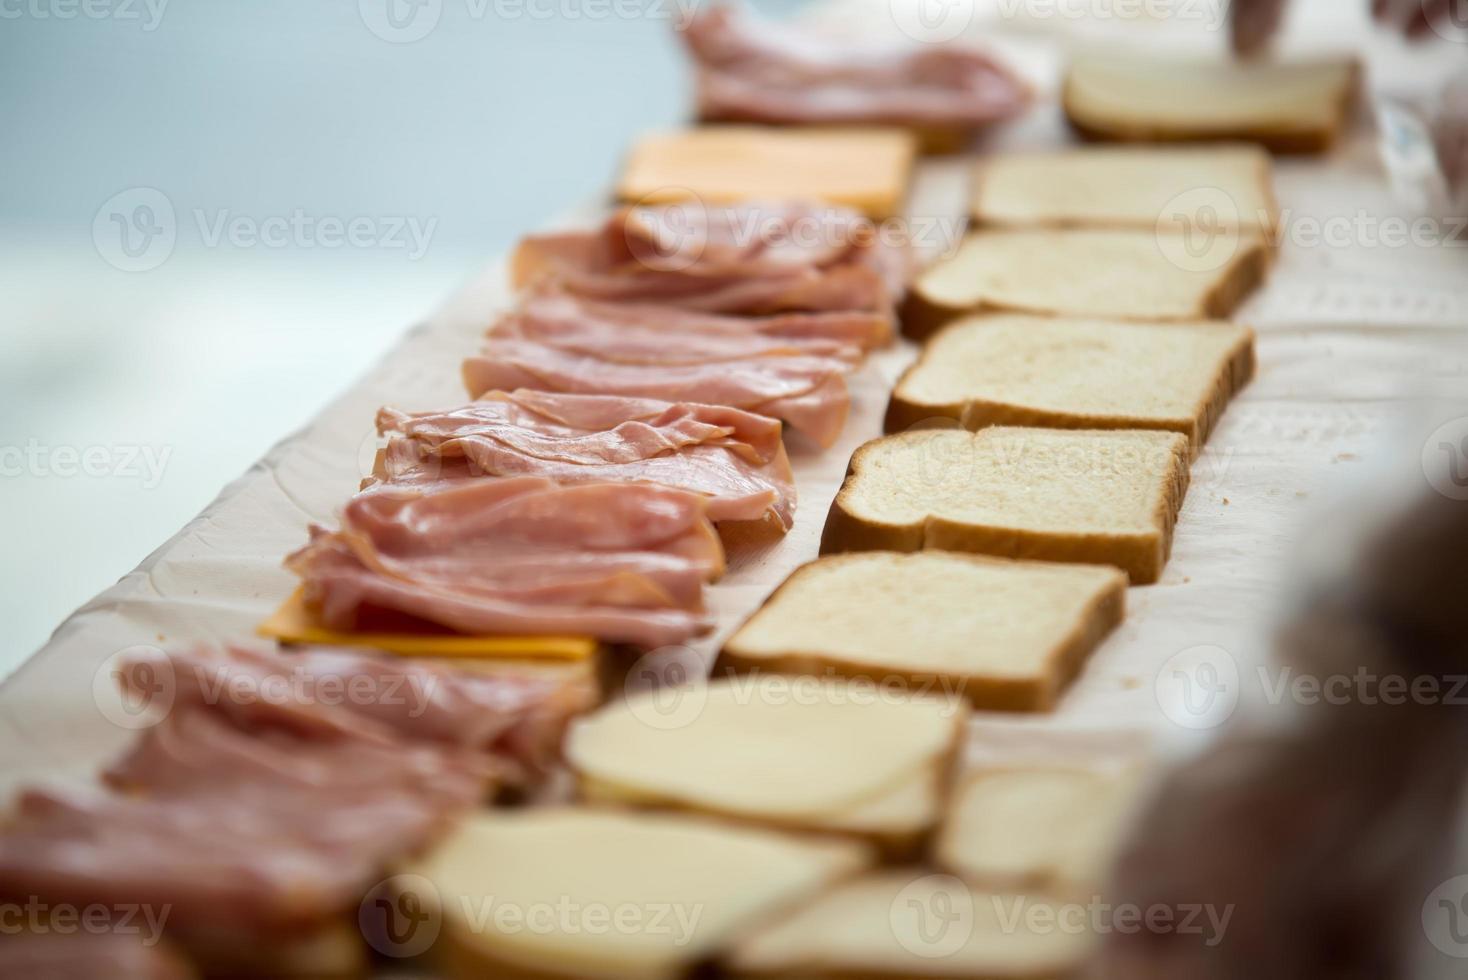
[903,228,1268,339]
[618,126,917,218]
[404,808,869,980]
[821,427,1189,584]
[1063,54,1357,154]
[722,552,1125,712]
[972,145,1279,232]
[724,870,1093,979]
[566,675,966,851]
[887,314,1256,452]
[935,767,1144,897]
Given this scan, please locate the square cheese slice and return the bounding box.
[618,125,918,218]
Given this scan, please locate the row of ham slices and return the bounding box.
[290,200,902,648]
[0,646,593,975]
[0,11,1035,976]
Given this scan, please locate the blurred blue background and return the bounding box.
[0,0,800,670]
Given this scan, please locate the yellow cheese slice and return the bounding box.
[618,126,917,219]
[257,588,598,661]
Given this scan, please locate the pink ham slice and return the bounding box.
[463,339,850,449]
[0,646,529,965]
[679,5,1030,131]
[375,390,797,529]
[0,932,196,980]
[111,644,594,790]
[512,199,906,315]
[287,476,723,647]
[501,290,890,361]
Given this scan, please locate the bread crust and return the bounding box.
[885,319,1258,458]
[819,431,1190,584]
[720,552,1126,712]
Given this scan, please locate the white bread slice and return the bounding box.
[1063,54,1358,154]
[566,675,967,851]
[821,427,1189,584]
[405,808,869,980]
[935,768,1144,897]
[972,145,1278,232]
[724,870,1092,979]
[618,126,917,219]
[722,552,1125,712]
[902,228,1268,340]
[887,314,1256,452]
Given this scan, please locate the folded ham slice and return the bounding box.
[288,476,723,647]
[464,339,851,449]
[511,199,906,316]
[111,644,594,791]
[679,5,1030,133]
[0,644,591,969]
[376,390,797,529]
[502,290,891,360]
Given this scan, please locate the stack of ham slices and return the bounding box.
[288,200,901,649]
[0,646,593,973]
[679,5,1030,144]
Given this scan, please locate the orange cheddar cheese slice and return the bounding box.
[258,589,599,661]
[618,126,917,219]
